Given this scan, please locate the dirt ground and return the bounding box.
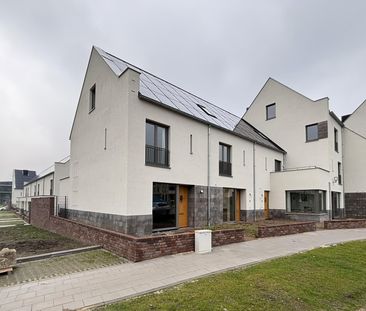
[0,211,87,257]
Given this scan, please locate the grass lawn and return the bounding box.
[0,211,20,218]
[0,224,87,257]
[99,241,366,311]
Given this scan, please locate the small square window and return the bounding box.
[306,124,319,142]
[89,84,96,113]
[266,103,276,120]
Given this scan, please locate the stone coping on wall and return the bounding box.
[324,219,366,230]
[257,221,317,238]
[258,221,318,228]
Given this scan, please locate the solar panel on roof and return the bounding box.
[94,46,283,152]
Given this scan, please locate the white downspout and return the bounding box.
[207,124,211,226]
[253,142,256,222]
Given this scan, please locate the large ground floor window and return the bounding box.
[153,183,177,230]
[223,188,236,222]
[286,190,326,213]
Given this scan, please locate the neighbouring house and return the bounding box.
[18,157,70,212]
[67,46,286,236]
[0,181,12,206]
[243,78,344,221]
[12,169,36,209]
[342,100,366,218]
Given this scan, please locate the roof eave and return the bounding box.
[24,171,55,186]
[138,92,286,154]
[329,111,344,127]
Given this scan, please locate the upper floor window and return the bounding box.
[50,179,53,196]
[338,162,342,185]
[275,160,282,172]
[306,123,319,142]
[145,121,169,167]
[266,103,276,120]
[219,143,232,176]
[334,128,339,152]
[89,84,96,113]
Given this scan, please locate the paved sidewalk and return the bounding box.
[1,228,366,311]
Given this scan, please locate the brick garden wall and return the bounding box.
[324,219,366,230]
[212,229,245,246]
[30,197,245,262]
[257,222,317,238]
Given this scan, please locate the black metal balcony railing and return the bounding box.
[219,160,232,176]
[145,145,170,167]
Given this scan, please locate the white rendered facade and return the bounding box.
[243,78,344,220]
[68,47,285,235]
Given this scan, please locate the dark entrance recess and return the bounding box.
[332,191,341,219]
[152,183,177,230]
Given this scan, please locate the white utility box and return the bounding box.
[195,230,212,254]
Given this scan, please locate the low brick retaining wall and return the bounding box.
[324,219,366,230]
[257,221,317,238]
[29,197,245,262]
[212,229,245,246]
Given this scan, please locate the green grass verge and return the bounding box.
[0,224,73,242]
[99,241,366,311]
[0,211,18,219]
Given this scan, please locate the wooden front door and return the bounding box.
[264,191,270,220]
[178,186,188,227]
[235,190,241,222]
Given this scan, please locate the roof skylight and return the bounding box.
[197,104,217,118]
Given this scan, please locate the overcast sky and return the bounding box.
[1,0,365,180]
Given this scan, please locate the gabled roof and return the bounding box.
[95,47,285,153]
[13,170,37,189]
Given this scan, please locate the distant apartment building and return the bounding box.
[0,181,12,205]
[12,169,36,209]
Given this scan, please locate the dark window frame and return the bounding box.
[50,179,53,196]
[334,128,339,152]
[219,143,232,177]
[306,123,319,142]
[223,188,236,222]
[286,190,327,214]
[145,120,170,168]
[274,159,282,172]
[89,84,96,113]
[266,103,276,120]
